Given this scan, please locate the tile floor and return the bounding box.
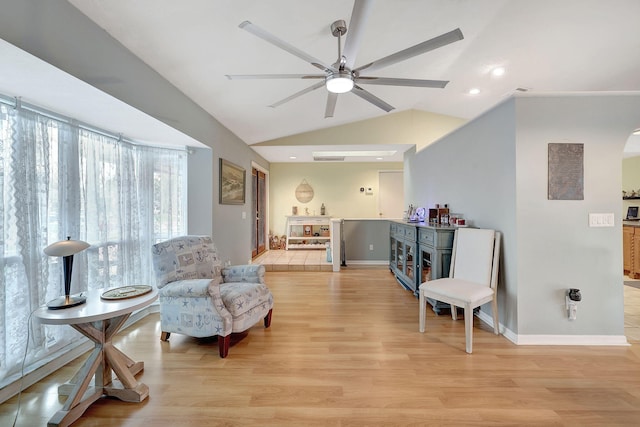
[253,249,333,272]
[253,250,640,342]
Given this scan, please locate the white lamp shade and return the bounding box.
[44,238,90,257]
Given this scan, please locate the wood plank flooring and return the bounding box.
[2,266,640,426]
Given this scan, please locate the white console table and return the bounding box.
[286,215,332,249]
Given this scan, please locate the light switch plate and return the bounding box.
[588,213,614,227]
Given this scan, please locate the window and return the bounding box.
[0,99,187,387]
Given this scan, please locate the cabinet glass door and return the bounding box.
[397,240,404,272]
[405,243,415,281]
[421,248,433,283]
[390,236,397,268]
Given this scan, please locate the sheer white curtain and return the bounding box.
[0,101,187,387]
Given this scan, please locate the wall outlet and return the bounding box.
[369,244,374,251]
[565,295,578,320]
[568,301,577,320]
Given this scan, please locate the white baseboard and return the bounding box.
[475,310,630,346]
[345,260,389,266]
[513,334,629,346]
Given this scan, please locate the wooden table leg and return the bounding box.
[48,345,104,427]
[48,313,149,426]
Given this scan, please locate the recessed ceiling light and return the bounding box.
[376,157,383,160]
[491,66,506,77]
[289,156,297,159]
[469,88,480,95]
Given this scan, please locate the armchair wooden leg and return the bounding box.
[264,309,273,328]
[160,331,170,341]
[218,335,230,358]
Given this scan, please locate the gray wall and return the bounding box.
[343,220,390,263]
[188,148,214,237]
[0,0,269,264]
[406,93,640,339]
[514,94,640,336]
[406,99,517,329]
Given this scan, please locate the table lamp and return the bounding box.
[44,236,90,310]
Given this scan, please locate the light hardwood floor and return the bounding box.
[2,267,640,426]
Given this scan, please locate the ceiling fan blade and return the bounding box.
[226,74,325,80]
[325,92,338,118]
[351,85,394,112]
[342,0,375,69]
[355,28,464,75]
[269,81,325,108]
[239,21,335,72]
[357,77,449,88]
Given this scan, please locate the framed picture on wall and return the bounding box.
[219,158,245,205]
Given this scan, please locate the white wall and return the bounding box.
[623,156,640,216]
[407,92,640,341]
[269,162,402,236]
[257,110,466,152]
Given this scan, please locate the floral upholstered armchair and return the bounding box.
[151,235,273,357]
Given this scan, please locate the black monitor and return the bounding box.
[627,206,639,219]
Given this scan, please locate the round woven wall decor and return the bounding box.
[295,179,314,203]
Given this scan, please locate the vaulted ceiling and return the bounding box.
[9,1,640,160]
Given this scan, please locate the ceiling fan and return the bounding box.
[226,0,464,118]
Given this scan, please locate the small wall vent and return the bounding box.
[313,156,345,161]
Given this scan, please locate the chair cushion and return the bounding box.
[152,235,222,288]
[220,281,272,317]
[157,279,214,298]
[222,264,265,284]
[421,278,494,304]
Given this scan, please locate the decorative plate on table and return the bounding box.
[415,207,426,220]
[101,285,153,300]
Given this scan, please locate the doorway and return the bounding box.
[378,170,404,218]
[623,132,640,340]
[251,167,267,258]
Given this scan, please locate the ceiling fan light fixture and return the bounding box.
[326,72,354,94]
